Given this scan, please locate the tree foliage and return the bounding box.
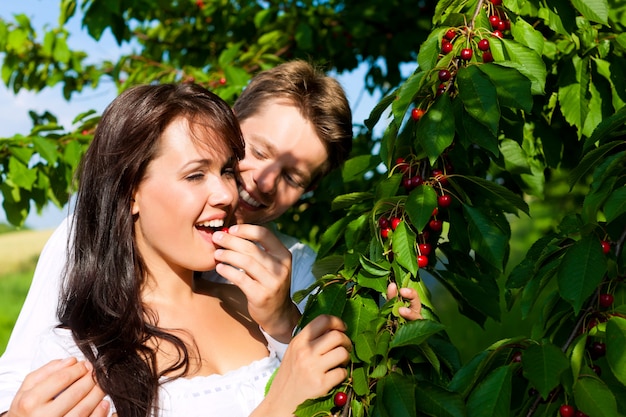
[2,0,626,416]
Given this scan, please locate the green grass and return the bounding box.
[0,268,34,354]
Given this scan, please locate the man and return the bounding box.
[0,60,420,416]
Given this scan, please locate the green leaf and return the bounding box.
[604,187,626,223]
[606,316,626,386]
[298,281,347,330]
[342,154,380,182]
[218,42,243,67]
[500,38,547,95]
[294,22,313,50]
[332,192,374,211]
[392,69,425,126]
[570,0,609,24]
[453,176,529,215]
[416,93,455,165]
[510,16,545,55]
[390,319,445,349]
[558,55,590,136]
[376,373,416,417]
[417,28,447,72]
[405,184,438,232]
[448,351,491,398]
[33,136,59,164]
[463,204,509,271]
[456,66,500,136]
[477,64,533,112]
[391,220,418,276]
[582,105,626,152]
[499,138,531,175]
[354,330,378,362]
[569,142,625,188]
[573,376,618,417]
[466,365,512,417]
[343,295,380,341]
[7,158,37,191]
[522,343,569,400]
[557,235,608,313]
[415,382,466,417]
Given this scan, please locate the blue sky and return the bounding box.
[0,0,388,229]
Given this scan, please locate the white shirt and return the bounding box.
[0,215,317,413]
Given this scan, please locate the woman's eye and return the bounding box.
[186,173,205,182]
[284,173,305,189]
[251,147,267,159]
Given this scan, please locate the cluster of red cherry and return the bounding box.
[377,157,454,268]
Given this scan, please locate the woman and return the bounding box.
[21,83,351,417]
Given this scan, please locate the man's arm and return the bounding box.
[0,216,72,413]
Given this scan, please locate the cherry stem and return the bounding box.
[470,0,485,29]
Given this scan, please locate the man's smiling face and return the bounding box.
[235,98,328,225]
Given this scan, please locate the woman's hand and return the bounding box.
[213,224,299,342]
[6,358,109,417]
[253,315,352,417]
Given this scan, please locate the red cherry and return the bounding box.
[575,412,589,417]
[417,255,429,268]
[438,69,452,82]
[460,48,473,60]
[410,175,423,188]
[220,226,230,233]
[411,108,425,121]
[489,15,501,28]
[429,219,443,232]
[559,405,575,417]
[492,30,503,38]
[378,216,390,229]
[196,0,204,8]
[219,77,227,85]
[418,243,432,256]
[441,40,453,54]
[402,176,414,190]
[599,293,614,308]
[381,227,392,239]
[396,157,410,173]
[601,240,611,254]
[511,351,522,363]
[502,19,511,31]
[482,51,494,62]
[478,39,490,51]
[420,230,430,241]
[491,0,502,4]
[431,169,449,185]
[391,217,402,230]
[438,194,452,208]
[497,20,507,31]
[334,391,348,407]
[589,341,606,360]
[436,86,447,97]
[444,29,456,41]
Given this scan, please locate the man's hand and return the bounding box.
[387,282,423,320]
[6,358,110,417]
[213,224,300,342]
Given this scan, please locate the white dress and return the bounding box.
[34,327,282,417]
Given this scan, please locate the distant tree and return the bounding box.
[2,1,626,416]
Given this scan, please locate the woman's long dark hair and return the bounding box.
[58,83,245,417]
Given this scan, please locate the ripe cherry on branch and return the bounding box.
[460,48,473,60]
[334,391,348,407]
[478,38,490,51]
[601,240,611,254]
[444,28,456,41]
[411,108,425,121]
[438,69,452,82]
[441,39,454,54]
[599,293,614,308]
[559,405,575,417]
[438,194,452,208]
[419,243,432,256]
[417,255,429,268]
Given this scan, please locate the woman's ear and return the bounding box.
[131,195,139,215]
